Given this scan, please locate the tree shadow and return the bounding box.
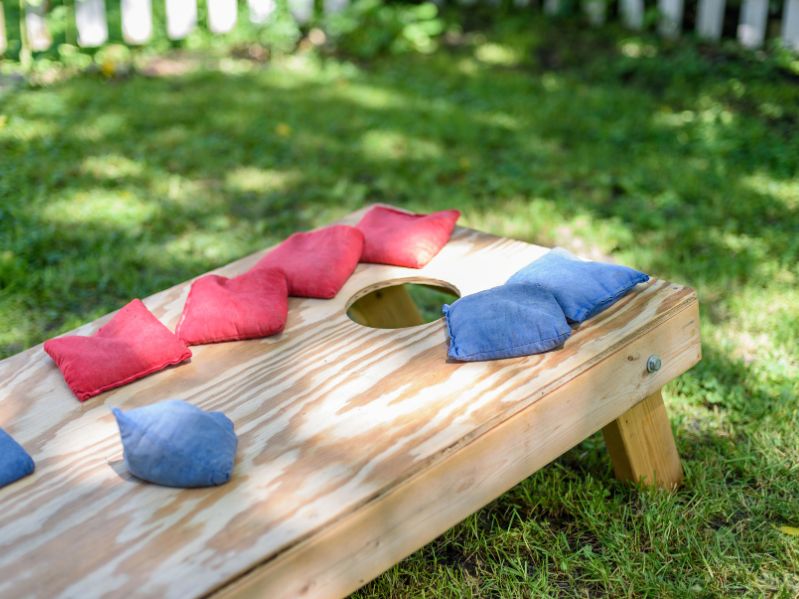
[0,23,795,365]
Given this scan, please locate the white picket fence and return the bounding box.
[0,0,347,56]
[545,0,799,49]
[0,0,797,58]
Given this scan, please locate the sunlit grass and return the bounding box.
[41,191,156,227]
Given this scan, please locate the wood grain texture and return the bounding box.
[0,205,700,599]
[216,301,700,599]
[602,390,684,489]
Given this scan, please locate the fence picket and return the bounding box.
[165,0,197,38]
[544,0,560,15]
[324,0,348,13]
[207,0,237,33]
[0,0,797,63]
[122,0,152,43]
[248,0,275,23]
[782,0,799,49]
[0,1,6,55]
[584,0,606,24]
[696,0,724,39]
[658,0,683,37]
[25,1,51,51]
[620,0,644,28]
[288,0,313,22]
[738,0,768,47]
[75,0,108,47]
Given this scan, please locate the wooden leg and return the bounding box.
[348,285,425,329]
[601,390,683,489]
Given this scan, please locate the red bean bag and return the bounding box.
[176,267,288,345]
[356,206,460,268]
[253,225,364,299]
[44,299,192,402]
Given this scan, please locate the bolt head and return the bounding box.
[647,355,662,373]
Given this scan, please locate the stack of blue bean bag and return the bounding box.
[444,248,649,362]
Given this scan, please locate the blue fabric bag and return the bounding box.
[507,248,649,323]
[443,284,572,362]
[112,399,237,488]
[0,428,35,488]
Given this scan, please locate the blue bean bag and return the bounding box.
[507,248,649,323]
[443,284,572,362]
[112,399,237,488]
[0,428,35,488]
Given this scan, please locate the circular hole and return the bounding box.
[347,278,461,329]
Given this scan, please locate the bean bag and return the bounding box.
[253,225,364,299]
[443,284,571,362]
[112,399,237,488]
[44,299,192,401]
[0,428,35,488]
[176,268,288,345]
[356,206,460,268]
[507,248,650,323]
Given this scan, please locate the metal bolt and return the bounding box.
[647,355,662,373]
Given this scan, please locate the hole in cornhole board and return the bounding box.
[347,278,460,329]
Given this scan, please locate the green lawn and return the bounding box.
[2,15,799,596]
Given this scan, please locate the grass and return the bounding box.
[2,13,799,596]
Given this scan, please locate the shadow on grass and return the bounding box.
[0,24,795,365]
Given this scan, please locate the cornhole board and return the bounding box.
[0,205,701,598]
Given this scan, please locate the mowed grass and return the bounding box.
[2,15,799,596]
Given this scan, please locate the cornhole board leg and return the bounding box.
[602,389,683,489]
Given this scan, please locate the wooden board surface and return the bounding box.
[219,299,700,599]
[0,206,699,598]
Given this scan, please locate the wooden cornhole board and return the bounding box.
[0,205,701,598]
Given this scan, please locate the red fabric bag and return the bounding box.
[176,267,288,345]
[253,225,364,299]
[356,206,460,268]
[44,299,192,402]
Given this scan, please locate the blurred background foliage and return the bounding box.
[2,0,799,68]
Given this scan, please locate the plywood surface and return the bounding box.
[0,206,698,598]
